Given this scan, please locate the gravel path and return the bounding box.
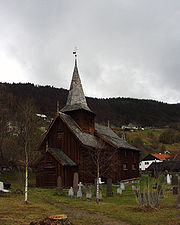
[43,197,130,225]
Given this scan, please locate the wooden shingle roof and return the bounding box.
[48,148,77,166]
[60,112,138,151]
[39,112,138,151]
[60,112,99,148]
[61,58,93,113]
[95,123,138,151]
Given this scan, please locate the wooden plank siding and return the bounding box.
[35,114,139,188]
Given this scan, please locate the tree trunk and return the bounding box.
[96,161,100,204]
[24,143,28,204]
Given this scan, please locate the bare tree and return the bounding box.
[87,140,117,203]
[16,100,42,204]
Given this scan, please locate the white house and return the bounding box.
[139,153,170,171]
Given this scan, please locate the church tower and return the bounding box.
[61,54,95,134]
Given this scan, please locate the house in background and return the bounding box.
[139,153,170,171]
[35,56,139,188]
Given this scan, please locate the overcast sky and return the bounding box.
[0,0,180,103]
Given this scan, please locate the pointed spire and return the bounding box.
[61,54,92,113]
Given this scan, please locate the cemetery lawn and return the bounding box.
[0,172,179,225]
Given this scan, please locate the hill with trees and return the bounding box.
[1,82,180,164]
[1,82,180,127]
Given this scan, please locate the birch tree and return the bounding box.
[16,100,42,204]
[88,140,117,203]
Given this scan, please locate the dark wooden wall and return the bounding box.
[36,115,139,187]
[36,152,77,188]
[67,110,95,134]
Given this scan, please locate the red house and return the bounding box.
[35,57,139,187]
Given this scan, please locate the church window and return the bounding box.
[123,163,128,170]
[57,131,64,138]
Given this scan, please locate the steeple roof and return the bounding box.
[61,57,93,113]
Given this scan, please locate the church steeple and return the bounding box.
[61,53,95,134]
[61,55,92,113]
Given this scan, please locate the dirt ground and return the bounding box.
[36,197,130,225]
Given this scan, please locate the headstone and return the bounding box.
[56,176,63,194]
[94,178,97,197]
[77,182,83,199]
[0,181,10,193]
[120,182,125,191]
[106,178,113,197]
[167,174,171,184]
[172,175,178,185]
[99,184,103,201]
[68,187,74,198]
[0,182,4,190]
[86,186,92,201]
[99,177,104,185]
[117,186,122,195]
[132,185,137,191]
[73,172,79,195]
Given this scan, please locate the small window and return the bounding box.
[132,163,136,170]
[57,131,64,138]
[46,162,54,166]
[145,162,149,165]
[123,163,128,170]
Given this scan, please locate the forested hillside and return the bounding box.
[1,82,180,127]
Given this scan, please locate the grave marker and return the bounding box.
[73,172,79,195]
[56,176,63,194]
[77,182,83,199]
[68,187,74,198]
[106,178,113,197]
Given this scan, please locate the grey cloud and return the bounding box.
[0,0,180,103]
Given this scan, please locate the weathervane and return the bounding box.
[73,46,78,58]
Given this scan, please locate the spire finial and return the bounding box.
[73,47,78,65]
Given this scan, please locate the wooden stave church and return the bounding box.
[35,57,139,188]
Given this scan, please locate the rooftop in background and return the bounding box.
[151,153,171,161]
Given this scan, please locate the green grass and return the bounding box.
[0,172,180,225]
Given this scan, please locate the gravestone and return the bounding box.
[77,182,83,199]
[99,184,103,201]
[56,176,63,194]
[0,181,10,193]
[86,186,92,201]
[106,178,113,197]
[172,175,178,185]
[94,178,97,197]
[120,182,125,191]
[132,185,137,191]
[68,187,74,198]
[0,182,4,190]
[167,174,171,184]
[73,172,79,195]
[117,186,122,195]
